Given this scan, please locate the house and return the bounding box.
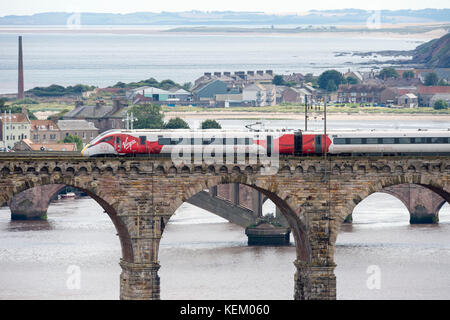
[0,111,30,149]
[193,70,275,90]
[343,70,363,83]
[398,93,418,108]
[193,79,228,101]
[62,98,128,133]
[282,73,305,84]
[417,86,450,106]
[242,83,276,106]
[281,87,310,104]
[57,120,99,145]
[337,84,386,104]
[30,120,60,144]
[13,139,77,152]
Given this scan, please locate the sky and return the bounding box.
[0,0,449,16]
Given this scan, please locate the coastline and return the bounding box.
[0,26,446,41]
[164,111,450,121]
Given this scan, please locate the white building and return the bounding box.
[242,83,276,106]
[0,111,31,149]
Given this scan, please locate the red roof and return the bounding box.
[417,86,450,94]
[30,120,59,131]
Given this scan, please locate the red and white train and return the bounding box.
[81,128,450,157]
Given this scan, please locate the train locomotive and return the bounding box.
[80,128,450,157]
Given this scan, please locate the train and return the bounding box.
[80,128,450,157]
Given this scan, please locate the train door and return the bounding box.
[315,135,322,154]
[267,135,272,157]
[294,132,302,155]
[115,136,122,154]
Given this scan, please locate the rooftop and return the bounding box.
[57,120,98,131]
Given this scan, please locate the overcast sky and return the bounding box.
[0,0,449,16]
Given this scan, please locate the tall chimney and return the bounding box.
[18,36,24,100]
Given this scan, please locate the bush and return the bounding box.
[12,98,39,105]
[201,119,222,129]
[433,100,448,110]
[164,117,190,129]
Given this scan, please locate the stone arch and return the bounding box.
[2,176,134,263]
[335,175,450,230]
[165,176,311,263]
[155,175,312,300]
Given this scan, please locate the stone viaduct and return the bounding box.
[0,155,449,300]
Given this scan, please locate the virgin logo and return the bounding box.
[122,137,137,150]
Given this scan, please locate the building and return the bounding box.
[193,80,228,101]
[193,70,275,90]
[337,84,386,104]
[30,120,60,144]
[281,87,310,104]
[417,86,450,106]
[398,93,419,108]
[14,139,76,152]
[62,98,128,133]
[57,120,99,145]
[0,111,30,149]
[242,83,276,106]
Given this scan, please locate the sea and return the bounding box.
[0,25,426,94]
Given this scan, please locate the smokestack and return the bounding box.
[18,36,24,100]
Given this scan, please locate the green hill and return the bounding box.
[412,32,450,68]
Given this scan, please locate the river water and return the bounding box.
[0,119,449,300]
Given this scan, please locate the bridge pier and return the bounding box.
[119,260,160,300]
[294,260,336,300]
[9,184,65,220]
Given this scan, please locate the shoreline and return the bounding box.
[164,111,450,121]
[0,26,446,40]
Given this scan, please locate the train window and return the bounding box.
[333,138,346,144]
[350,138,363,144]
[398,138,411,144]
[431,137,447,143]
[158,137,172,145]
[101,136,113,143]
[366,138,378,144]
[245,138,251,145]
[414,137,427,144]
[382,138,395,144]
[139,136,146,145]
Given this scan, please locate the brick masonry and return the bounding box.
[0,155,448,300]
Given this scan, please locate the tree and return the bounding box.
[402,70,415,79]
[433,100,448,110]
[326,79,337,92]
[346,76,359,85]
[425,72,439,86]
[201,119,222,129]
[0,98,7,108]
[318,70,344,92]
[378,68,399,80]
[61,134,83,151]
[164,117,190,129]
[272,75,286,86]
[438,79,449,86]
[129,104,164,129]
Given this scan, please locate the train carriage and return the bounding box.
[81,128,450,157]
